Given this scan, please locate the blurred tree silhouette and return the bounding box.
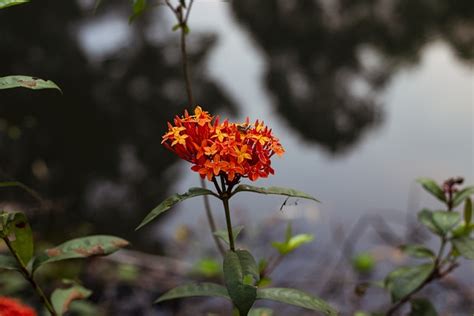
[0,0,235,249]
[232,0,473,153]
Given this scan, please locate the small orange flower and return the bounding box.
[0,297,36,316]
[233,145,252,163]
[162,106,285,184]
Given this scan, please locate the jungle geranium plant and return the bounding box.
[136,106,338,316]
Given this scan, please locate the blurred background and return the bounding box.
[0,0,473,315]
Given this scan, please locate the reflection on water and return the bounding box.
[0,0,473,314]
[0,0,234,248]
[232,0,473,153]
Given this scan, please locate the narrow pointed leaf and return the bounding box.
[272,234,314,255]
[0,76,61,91]
[155,283,230,303]
[399,244,435,259]
[136,187,217,230]
[214,225,244,245]
[463,197,472,224]
[223,251,257,316]
[256,288,338,315]
[287,234,314,251]
[0,0,28,9]
[385,263,434,302]
[416,178,446,203]
[409,298,438,316]
[233,185,319,202]
[33,235,129,271]
[172,23,181,31]
[129,0,147,23]
[51,284,92,316]
[0,254,18,271]
[452,237,474,259]
[453,186,474,207]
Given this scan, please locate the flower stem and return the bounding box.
[164,0,224,257]
[222,197,235,252]
[3,237,57,315]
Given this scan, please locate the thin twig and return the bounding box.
[164,0,225,257]
[0,181,45,206]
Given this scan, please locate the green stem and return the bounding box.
[3,237,57,315]
[222,197,235,252]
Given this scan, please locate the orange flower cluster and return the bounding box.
[0,297,36,316]
[162,106,284,183]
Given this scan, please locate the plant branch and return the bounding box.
[386,237,458,316]
[3,237,57,315]
[261,254,284,278]
[164,0,224,257]
[0,181,46,206]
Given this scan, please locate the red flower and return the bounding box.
[0,297,36,316]
[162,106,285,184]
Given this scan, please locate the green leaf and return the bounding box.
[272,234,314,255]
[0,0,28,9]
[417,178,446,203]
[172,23,181,31]
[0,212,34,266]
[453,186,474,208]
[256,288,338,315]
[129,0,147,23]
[463,197,472,224]
[0,75,61,92]
[418,210,460,236]
[385,263,434,302]
[0,254,18,271]
[249,308,273,316]
[33,235,129,271]
[67,300,99,316]
[432,211,460,234]
[236,250,260,285]
[214,225,244,245]
[418,209,440,235]
[223,251,257,316]
[183,24,190,34]
[399,244,436,259]
[452,237,474,259]
[452,221,474,238]
[155,283,230,303]
[136,187,217,230]
[193,258,221,278]
[287,234,314,251]
[51,283,92,316]
[409,298,438,316]
[233,185,319,202]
